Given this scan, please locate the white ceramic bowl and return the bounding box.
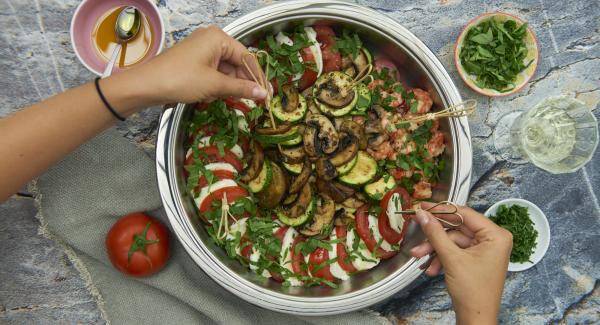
[484,198,550,272]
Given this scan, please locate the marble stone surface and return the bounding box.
[1,0,599,324]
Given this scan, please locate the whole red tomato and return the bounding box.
[106,213,170,277]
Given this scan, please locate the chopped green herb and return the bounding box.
[369,205,382,216]
[489,204,538,263]
[295,238,332,256]
[248,105,264,122]
[333,29,363,59]
[312,256,339,273]
[258,27,314,93]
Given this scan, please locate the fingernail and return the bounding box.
[410,247,419,256]
[415,209,429,225]
[252,86,267,99]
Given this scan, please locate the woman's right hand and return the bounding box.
[410,203,513,325]
[105,26,267,117]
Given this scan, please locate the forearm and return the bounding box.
[455,303,499,325]
[0,70,154,201]
[0,26,264,202]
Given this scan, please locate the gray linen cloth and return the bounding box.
[33,127,391,325]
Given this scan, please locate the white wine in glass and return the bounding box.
[494,96,598,174]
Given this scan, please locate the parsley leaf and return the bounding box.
[333,29,363,59]
[459,17,533,91]
[258,27,314,92]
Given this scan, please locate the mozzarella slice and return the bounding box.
[185,136,244,160]
[346,228,379,271]
[387,193,406,234]
[328,232,349,280]
[226,217,248,239]
[226,217,248,254]
[368,214,393,252]
[304,26,323,77]
[203,162,237,174]
[194,179,239,210]
[240,98,257,109]
[280,227,297,263]
[304,253,312,277]
[280,227,303,286]
[234,109,249,133]
[275,31,294,46]
[249,248,272,278]
[275,32,304,81]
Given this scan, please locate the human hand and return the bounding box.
[123,25,266,108]
[410,202,513,325]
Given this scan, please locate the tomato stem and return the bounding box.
[127,222,159,263]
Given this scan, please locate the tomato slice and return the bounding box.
[269,75,293,96]
[335,226,357,273]
[380,187,412,211]
[224,98,252,114]
[321,43,341,73]
[308,247,335,282]
[378,210,411,245]
[238,135,251,154]
[298,67,318,91]
[298,47,318,90]
[355,204,396,259]
[291,235,308,276]
[300,45,315,62]
[313,25,341,73]
[185,145,243,172]
[267,255,285,283]
[198,185,248,214]
[194,102,209,110]
[270,270,284,283]
[269,79,279,96]
[273,226,289,242]
[195,169,236,192]
[313,25,336,44]
[240,239,253,259]
[186,124,219,145]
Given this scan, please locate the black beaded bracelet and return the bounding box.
[94,77,126,121]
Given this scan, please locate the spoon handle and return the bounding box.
[102,43,122,78]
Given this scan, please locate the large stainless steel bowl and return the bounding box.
[156,0,472,315]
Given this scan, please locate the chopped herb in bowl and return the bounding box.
[489,204,538,263]
[455,13,538,96]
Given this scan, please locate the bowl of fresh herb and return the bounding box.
[485,198,550,272]
[454,12,539,96]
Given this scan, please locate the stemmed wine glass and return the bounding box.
[493,95,598,174]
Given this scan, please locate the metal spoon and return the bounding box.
[101,6,141,78]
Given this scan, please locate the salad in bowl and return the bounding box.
[183,25,446,288]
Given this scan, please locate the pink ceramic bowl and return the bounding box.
[454,12,539,97]
[70,0,165,76]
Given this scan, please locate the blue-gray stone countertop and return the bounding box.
[1,0,599,324]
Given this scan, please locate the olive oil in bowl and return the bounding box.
[92,6,154,68]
